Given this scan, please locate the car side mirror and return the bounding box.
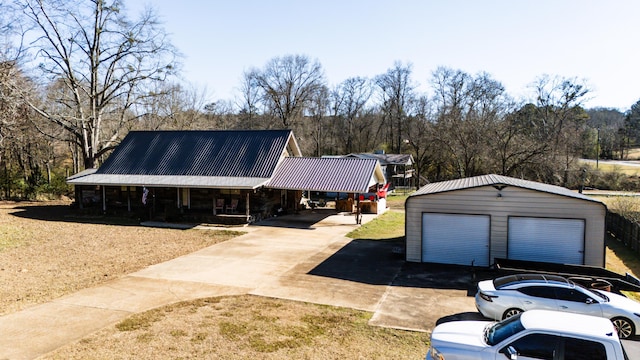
[503,346,518,360]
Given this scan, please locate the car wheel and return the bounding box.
[612,317,635,339]
[502,308,523,320]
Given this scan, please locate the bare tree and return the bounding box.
[0,4,58,198]
[249,54,325,128]
[17,0,179,169]
[431,68,479,177]
[529,75,590,184]
[333,77,372,153]
[307,85,330,156]
[490,103,550,177]
[203,99,236,130]
[586,108,624,160]
[623,100,640,158]
[0,60,64,198]
[404,95,435,186]
[375,61,414,153]
[430,68,513,178]
[135,83,209,130]
[236,71,262,129]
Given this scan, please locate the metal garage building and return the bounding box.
[405,174,607,267]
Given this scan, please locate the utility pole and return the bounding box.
[596,127,600,169]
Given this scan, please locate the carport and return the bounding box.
[267,157,387,221]
[405,174,607,267]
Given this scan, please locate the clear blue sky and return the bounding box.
[132,0,640,111]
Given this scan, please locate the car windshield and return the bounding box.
[574,282,609,302]
[483,314,526,346]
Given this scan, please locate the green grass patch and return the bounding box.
[385,193,411,209]
[347,210,404,240]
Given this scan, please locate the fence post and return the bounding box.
[605,210,640,256]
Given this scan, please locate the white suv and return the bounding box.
[426,309,629,360]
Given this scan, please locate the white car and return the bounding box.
[475,273,640,339]
[426,309,630,360]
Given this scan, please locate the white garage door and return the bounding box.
[508,217,585,265]
[422,213,490,266]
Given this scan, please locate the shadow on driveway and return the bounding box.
[309,238,497,292]
[395,262,497,295]
[308,238,506,331]
[252,210,334,229]
[308,239,405,285]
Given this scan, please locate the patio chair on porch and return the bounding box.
[226,198,238,213]
[214,198,225,215]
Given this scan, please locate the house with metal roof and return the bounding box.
[67,129,386,223]
[405,174,607,267]
[343,152,414,190]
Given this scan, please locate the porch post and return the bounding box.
[245,192,250,222]
[102,186,106,214]
[356,194,361,224]
[77,186,83,209]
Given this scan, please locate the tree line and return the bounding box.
[1,0,639,199]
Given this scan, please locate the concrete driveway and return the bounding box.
[0,210,487,359]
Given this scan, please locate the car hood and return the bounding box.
[431,320,490,350]
[597,290,640,314]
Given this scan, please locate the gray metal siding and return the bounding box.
[406,186,606,266]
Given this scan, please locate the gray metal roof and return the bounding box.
[98,130,295,177]
[410,174,604,204]
[66,168,97,181]
[267,157,385,193]
[345,153,414,166]
[67,174,270,189]
[68,130,298,189]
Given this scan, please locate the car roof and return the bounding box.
[520,310,618,340]
[494,273,571,289]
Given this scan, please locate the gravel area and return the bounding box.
[0,200,242,315]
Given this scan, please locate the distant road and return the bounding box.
[581,159,640,167]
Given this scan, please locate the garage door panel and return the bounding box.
[422,213,490,266]
[508,217,584,265]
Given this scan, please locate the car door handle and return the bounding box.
[524,301,532,304]
[560,305,568,309]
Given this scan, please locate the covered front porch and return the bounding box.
[73,184,302,225]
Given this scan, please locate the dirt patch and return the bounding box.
[0,201,242,315]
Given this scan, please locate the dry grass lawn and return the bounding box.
[0,200,243,315]
[1,201,431,359]
[44,295,429,359]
